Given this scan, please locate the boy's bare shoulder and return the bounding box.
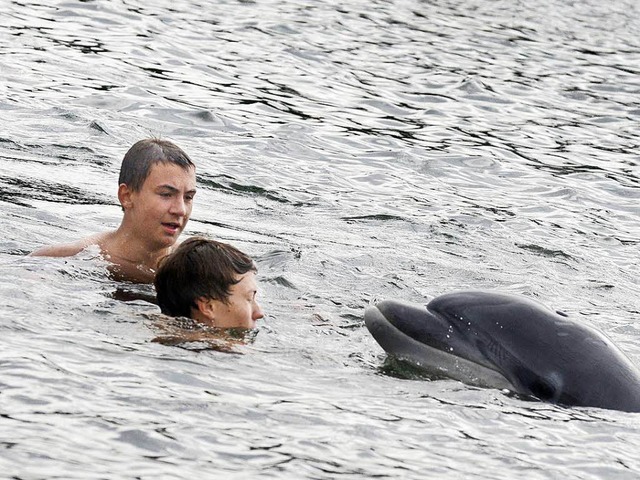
[30,232,111,258]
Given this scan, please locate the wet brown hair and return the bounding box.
[154,237,257,318]
[119,138,194,192]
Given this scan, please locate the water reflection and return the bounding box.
[147,312,257,353]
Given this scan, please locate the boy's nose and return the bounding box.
[253,302,264,321]
[170,197,187,215]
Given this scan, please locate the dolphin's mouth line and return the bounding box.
[365,306,514,391]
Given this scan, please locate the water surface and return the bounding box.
[1,0,640,478]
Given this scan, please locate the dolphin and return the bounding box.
[364,291,640,412]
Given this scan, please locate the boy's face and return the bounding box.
[200,271,264,329]
[125,162,197,250]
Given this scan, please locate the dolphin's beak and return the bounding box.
[364,304,388,333]
[364,300,442,355]
[364,298,514,391]
[366,300,450,349]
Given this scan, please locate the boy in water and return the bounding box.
[154,237,264,329]
[30,138,197,283]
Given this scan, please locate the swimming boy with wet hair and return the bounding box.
[154,237,264,329]
[31,138,197,283]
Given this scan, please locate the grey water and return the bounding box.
[1,0,639,477]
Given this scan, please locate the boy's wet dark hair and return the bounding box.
[154,237,257,318]
[119,138,195,191]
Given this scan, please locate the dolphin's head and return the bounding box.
[365,298,515,391]
[364,291,640,411]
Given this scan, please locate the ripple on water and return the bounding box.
[2,0,640,478]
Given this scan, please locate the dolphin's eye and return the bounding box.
[529,378,557,401]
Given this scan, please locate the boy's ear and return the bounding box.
[118,183,133,210]
[195,297,216,320]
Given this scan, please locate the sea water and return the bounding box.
[1,0,639,478]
